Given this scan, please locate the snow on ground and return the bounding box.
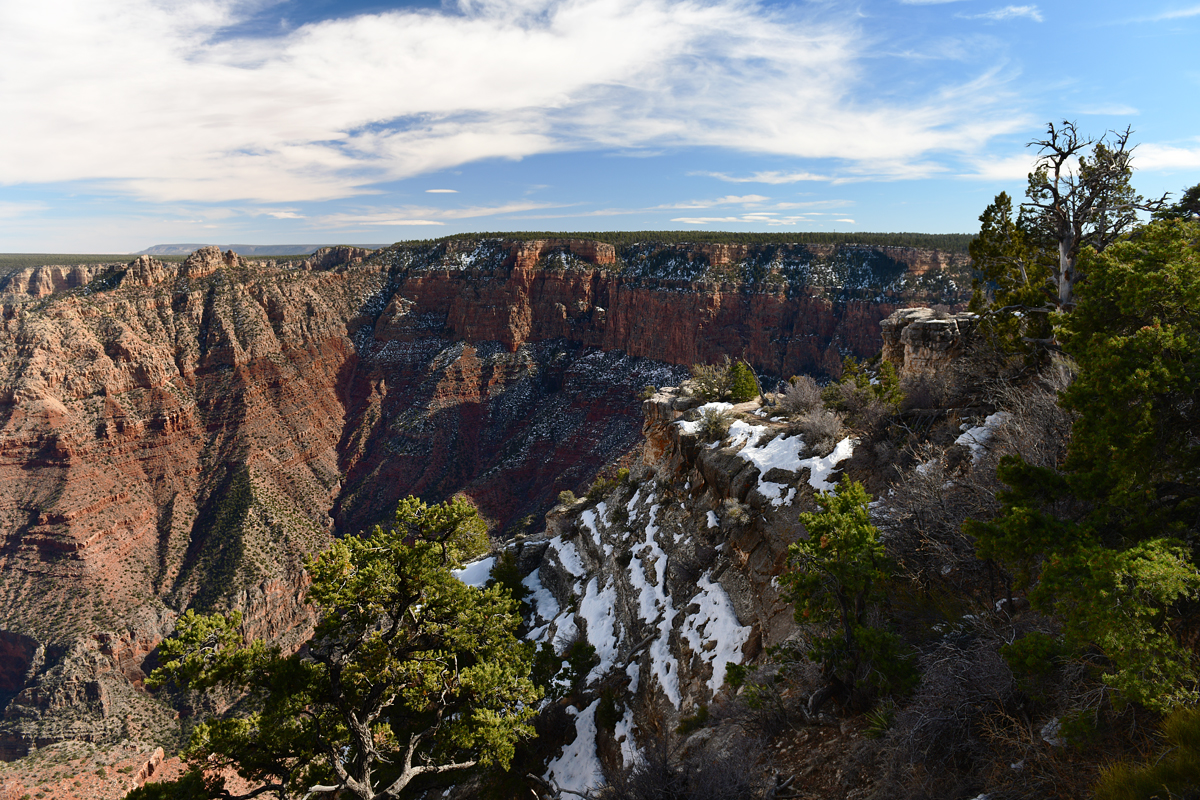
[733,426,806,506]
[798,436,856,492]
[626,662,640,694]
[681,573,751,691]
[551,614,578,651]
[614,706,641,768]
[451,556,495,588]
[522,568,560,633]
[707,510,719,528]
[544,700,604,795]
[549,536,586,578]
[579,577,621,682]
[580,508,602,547]
[626,499,681,707]
[723,417,857,502]
[956,412,1012,462]
[675,402,734,435]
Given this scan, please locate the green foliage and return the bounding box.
[862,699,896,739]
[821,357,903,430]
[1094,706,1200,800]
[122,770,212,800]
[728,360,759,403]
[486,549,531,620]
[1058,220,1200,521]
[1001,631,1063,680]
[1155,181,1200,222]
[557,489,578,506]
[724,662,748,690]
[587,473,623,501]
[781,479,915,702]
[968,191,1055,351]
[640,384,657,401]
[531,642,566,700]
[696,406,733,442]
[676,704,709,734]
[561,641,599,697]
[690,355,733,401]
[969,220,1200,712]
[147,496,539,800]
[596,688,621,733]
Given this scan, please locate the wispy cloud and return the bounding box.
[425,189,459,193]
[695,170,832,184]
[1135,4,1200,21]
[899,0,967,4]
[318,200,567,228]
[1076,104,1140,116]
[960,5,1044,22]
[0,0,1024,204]
[656,195,771,209]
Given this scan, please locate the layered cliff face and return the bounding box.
[0,238,967,767]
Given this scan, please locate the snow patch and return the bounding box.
[615,706,640,767]
[956,412,1012,462]
[799,437,855,492]
[579,577,621,682]
[707,510,719,528]
[550,536,586,578]
[522,569,560,627]
[675,402,734,435]
[580,509,602,547]
[544,700,604,795]
[451,557,495,588]
[681,574,751,691]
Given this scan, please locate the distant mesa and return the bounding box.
[136,243,390,256]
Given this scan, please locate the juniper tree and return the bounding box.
[136,497,539,800]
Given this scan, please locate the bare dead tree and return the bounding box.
[1023,121,1167,309]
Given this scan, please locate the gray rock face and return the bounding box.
[517,385,856,788]
[880,306,978,379]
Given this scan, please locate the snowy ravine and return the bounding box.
[470,386,859,790]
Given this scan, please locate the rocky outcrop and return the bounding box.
[0,264,120,300]
[881,306,978,379]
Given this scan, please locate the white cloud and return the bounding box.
[1076,104,1140,116]
[318,200,566,227]
[657,195,771,209]
[0,0,1024,204]
[1134,143,1200,171]
[267,210,305,219]
[960,153,1040,181]
[425,189,459,193]
[961,5,1044,22]
[836,218,856,222]
[1136,4,1200,21]
[696,170,832,184]
[899,0,967,4]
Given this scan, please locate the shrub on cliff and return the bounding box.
[781,478,915,712]
[141,496,538,800]
[779,375,823,416]
[690,355,733,401]
[690,356,759,403]
[697,406,734,442]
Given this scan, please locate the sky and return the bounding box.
[1,0,1198,253]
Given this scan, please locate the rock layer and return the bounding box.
[0,239,967,760]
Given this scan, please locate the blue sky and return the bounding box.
[1,0,1198,252]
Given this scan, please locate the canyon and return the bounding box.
[0,237,970,793]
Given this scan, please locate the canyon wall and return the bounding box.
[0,238,968,764]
